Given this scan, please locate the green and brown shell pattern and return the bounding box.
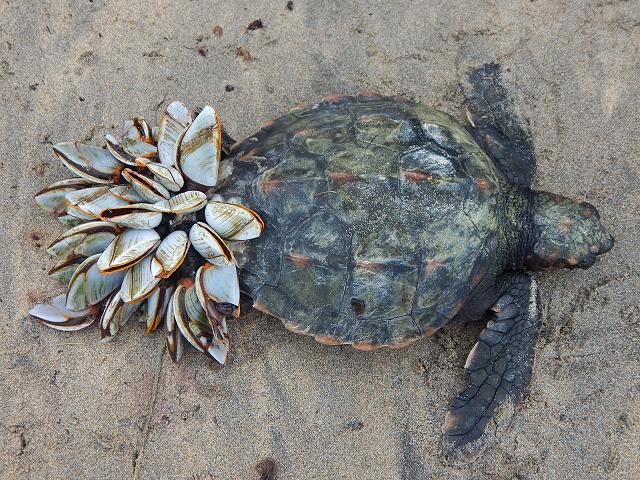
[30,102,264,365]
[221,94,508,349]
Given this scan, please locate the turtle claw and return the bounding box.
[441,402,494,460]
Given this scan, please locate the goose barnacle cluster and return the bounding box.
[29,101,264,364]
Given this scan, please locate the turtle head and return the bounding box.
[526,192,614,270]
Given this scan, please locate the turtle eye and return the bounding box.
[579,202,599,220]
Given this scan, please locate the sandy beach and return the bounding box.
[1,1,639,478]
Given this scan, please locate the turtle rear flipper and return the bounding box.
[463,63,537,187]
[443,273,541,457]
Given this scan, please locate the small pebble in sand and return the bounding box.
[235,46,253,61]
[247,19,264,31]
[255,458,276,480]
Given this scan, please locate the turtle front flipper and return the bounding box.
[220,125,236,157]
[463,63,537,187]
[442,273,541,457]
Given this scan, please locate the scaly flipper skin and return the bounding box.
[463,63,537,187]
[443,273,541,456]
[220,125,236,157]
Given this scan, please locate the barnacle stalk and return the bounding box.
[30,101,264,364]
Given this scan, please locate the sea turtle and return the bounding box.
[216,63,615,454]
[30,63,614,456]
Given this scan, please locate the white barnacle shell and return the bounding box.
[65,186,130,219]
[152,190,207,213]
[138,160,184,192]
[121,138,157,159]
[204,201,264,240]
[123,117,153,143]
[122,168,170,203]
[152,231,190,278]
[99,204,163,229]
[109,185,144,203]
[97,228,160,273]
[53,143,123,184]
[105,134,138,166]
[47,222,119,258]
[139,284,174,334]
[120,253,163,303]
[183,285,208,326]
[173,284,205,350]
[189,222,235,265]
[195,262,240,318]
[34,177,94,215]
[66,254,126,311]
[173,284,229,364]
[57,214,86,227]
[29,294,95,332]
[48,255,85,284]
[158,101,192,167]
[164,294,183,362]
[99,291,143,341]
[177,106,221,187]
